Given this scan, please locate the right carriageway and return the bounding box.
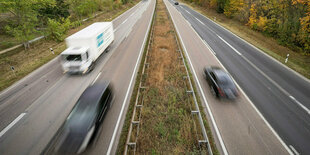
[164,0,310,154]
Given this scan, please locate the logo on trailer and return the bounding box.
[97,33,104,47]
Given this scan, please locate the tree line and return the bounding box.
[184,0,310,55]
[0,0,132,49]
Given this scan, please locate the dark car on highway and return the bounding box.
[174,1,179,5]
[204,66,238,99]
[44,82,113,154]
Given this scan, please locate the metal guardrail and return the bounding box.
[124,6,156,155]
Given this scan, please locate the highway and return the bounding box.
[0,0,155,154]
[165,0,310,154]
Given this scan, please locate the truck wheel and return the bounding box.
[89,62,95,73]
[106,46,111,53]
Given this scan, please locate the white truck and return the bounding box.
[61,22,114,74]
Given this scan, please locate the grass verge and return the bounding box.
[0,0,139,92]
[180,0,310,79]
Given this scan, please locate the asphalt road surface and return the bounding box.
[0,0,155,154]
[165,0,310,154]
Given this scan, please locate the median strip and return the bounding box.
[118,0,216,154]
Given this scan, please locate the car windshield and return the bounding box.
[66,100,97,131]
[63,54,82,61]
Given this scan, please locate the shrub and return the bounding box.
[46,17,71,42]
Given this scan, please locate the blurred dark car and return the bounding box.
[204,66,238,99]
[44,82,113,154]
[174,1,179,5]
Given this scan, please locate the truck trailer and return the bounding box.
[61,22,114,74]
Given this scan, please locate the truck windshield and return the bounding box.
[64,55,82,61]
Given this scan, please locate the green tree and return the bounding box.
[216,0,228,13]
[38,0,70,25]
[210,0,217,9]
[1,0,55,49]
[45,17,71,42]
[68,0,100,20]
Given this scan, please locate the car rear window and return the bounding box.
[218,76,233,85]
[215,71,234,87]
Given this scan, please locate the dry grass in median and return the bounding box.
[0,1,139,91]
[180,0,310,79]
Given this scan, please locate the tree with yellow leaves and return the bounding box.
[224,0,244,18]
[247,3,258,29]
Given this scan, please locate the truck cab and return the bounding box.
[61,47,93,74]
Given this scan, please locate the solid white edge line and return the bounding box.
[178,6,293,154]
[217,35,242,55]
[106,0,155,154]
[163,0,228,154]
[289,145,300,155]
[289,96,310,115]
[92,72,102,85]
[184,4,310,83]
[185,19,191,26]
[202,39,216,55]
[0,113,26,138]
